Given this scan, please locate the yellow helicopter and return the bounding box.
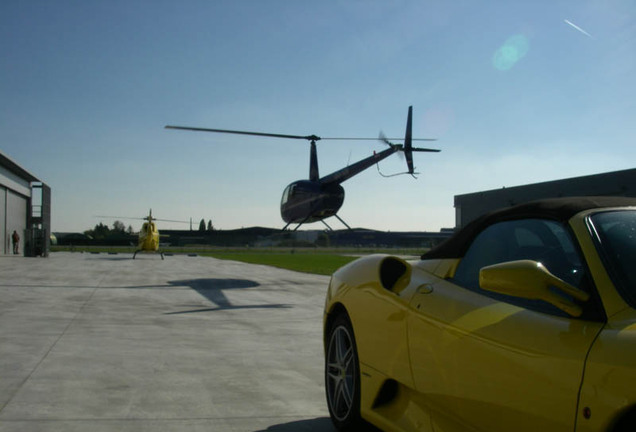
[133,210,192,259]
[98,210,188,259]
[135,210,162,259]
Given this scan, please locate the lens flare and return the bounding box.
[422,106,455,137]
[493,34,530,71]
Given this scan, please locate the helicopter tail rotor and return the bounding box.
[378,106,440,176]
[402,106,441,176]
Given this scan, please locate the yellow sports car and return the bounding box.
[324,197,636,432]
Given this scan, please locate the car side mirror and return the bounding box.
[479,260,590,317]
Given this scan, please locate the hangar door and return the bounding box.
[0,186,5,254]
[3,188,27,255]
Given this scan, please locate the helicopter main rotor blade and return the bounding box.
[320,137,437,141]
[165,126,320,141]
[95,215,145,220]
[153,218,190,223]
[95,215,189,223]
[166,125,436,143]
[411,147,441,152]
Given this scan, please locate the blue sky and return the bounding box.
[2,0,635,232]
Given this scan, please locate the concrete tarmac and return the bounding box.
[0,252,336,432]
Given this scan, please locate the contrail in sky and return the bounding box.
[564,19,594,39]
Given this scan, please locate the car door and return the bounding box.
[407,219,605,431]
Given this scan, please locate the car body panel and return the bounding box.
[327,255,417,388]
[407,270,603,431]
[576,308,636,431]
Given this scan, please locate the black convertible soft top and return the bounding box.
[421,196,636,260]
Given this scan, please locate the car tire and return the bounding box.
[612,408,636,432]
[325,313,365,431]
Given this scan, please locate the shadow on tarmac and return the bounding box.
[166,278,291,314]
[255,417,383,432]
[255,417,336,431]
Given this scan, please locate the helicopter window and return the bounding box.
[281,185,297,205]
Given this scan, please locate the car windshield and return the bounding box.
[589,210,636,305]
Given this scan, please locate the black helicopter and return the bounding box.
[165,106,439,230]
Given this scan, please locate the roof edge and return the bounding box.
[0,150,40,183]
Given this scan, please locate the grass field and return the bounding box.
[51,246,424,275]
[200,252,359,275]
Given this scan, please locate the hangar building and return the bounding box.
[454,167,636,228]
[0,150,51,256]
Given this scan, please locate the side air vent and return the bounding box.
[372,379,399,408]
[379,257,411,292]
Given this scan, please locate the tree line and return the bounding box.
[85,219,214,239]
[84,221,134,240]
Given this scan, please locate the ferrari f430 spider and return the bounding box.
[324,197,636,432]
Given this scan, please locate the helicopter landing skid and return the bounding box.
[133,250,165,260]
[334,214,352,230]
[282,212,352,232]
[320,215,352,231]
[320,219,333,231]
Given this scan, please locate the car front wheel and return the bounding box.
[325,313,364,431]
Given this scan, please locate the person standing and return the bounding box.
[12,230,20,255]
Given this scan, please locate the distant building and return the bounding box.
[455,168,636,228]
[156,227,451,249]
[0,151,51,256]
